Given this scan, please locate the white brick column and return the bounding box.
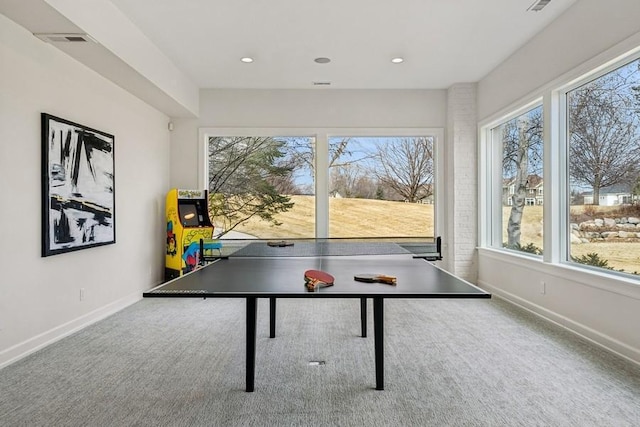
[444,83,478,282]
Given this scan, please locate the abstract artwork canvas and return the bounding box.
[41,113,115,256]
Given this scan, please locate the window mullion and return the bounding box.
[544,91,561,264]
[315,132,329,238]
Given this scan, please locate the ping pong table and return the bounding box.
[143,238,490,392]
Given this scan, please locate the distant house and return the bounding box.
[503,174,543,206]
[581,184,633,206]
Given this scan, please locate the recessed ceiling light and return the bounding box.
[314,57,331,64]
[391,57,404,64]
[240,57,254,63]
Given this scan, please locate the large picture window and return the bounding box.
[204,131,439,240]
[567,58,640,275]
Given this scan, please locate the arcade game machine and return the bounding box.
[165,188,221,281]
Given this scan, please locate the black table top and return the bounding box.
[144,254,489,299]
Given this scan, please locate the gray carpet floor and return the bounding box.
[1,297,639,426]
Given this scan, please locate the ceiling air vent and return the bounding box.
[34,33,97,43]
[527,0,551,12]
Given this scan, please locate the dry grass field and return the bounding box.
[229,195,434,238]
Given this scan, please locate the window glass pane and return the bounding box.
[493,105,544,255]
[327,136,435,238]
[567,59,640,275]
[207,136,315,238]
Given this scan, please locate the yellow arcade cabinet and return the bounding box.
[165,188,219,280]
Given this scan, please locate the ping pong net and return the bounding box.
[206,237,443,261]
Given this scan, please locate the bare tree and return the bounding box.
[569,65,640,204]
[208,136,295,236]
[330,163,377,198]
[373,137,434,203]
[502,108,543,247]
[285,136,376,178]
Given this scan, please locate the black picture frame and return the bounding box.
[41,113,116,257]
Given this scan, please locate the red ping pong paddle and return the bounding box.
[354,274,397,285]
[304,269,334,291]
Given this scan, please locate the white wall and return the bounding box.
[0,14,170,367]
[170,89,456,257]
[477,0,640,364]
[170,89,447,189]
[445,84,478,282]
[478,0,640,120]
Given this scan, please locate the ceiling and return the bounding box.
[1,0,577,116]
[106,0,576,90]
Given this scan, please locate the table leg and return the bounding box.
[360,297,367,337]
[269,297,276,338]
[373,297,384,390]
[246,297,257,392]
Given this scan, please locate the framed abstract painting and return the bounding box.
[41,113,116,257]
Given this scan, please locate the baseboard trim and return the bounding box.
[0,292,142,369]
[479,280,640,367]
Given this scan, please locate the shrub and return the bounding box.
[504,242,543,255]
[616,204,640,217]
[571,252,611,269]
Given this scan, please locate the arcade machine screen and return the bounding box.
[179,202,202,227]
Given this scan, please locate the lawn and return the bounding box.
[229,195,434,238]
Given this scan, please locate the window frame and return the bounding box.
[479,40,640,281]
[198,127,444,239]
[557,52,640,272]
[479,98,544,254]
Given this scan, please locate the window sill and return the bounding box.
[478,246,640,300]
